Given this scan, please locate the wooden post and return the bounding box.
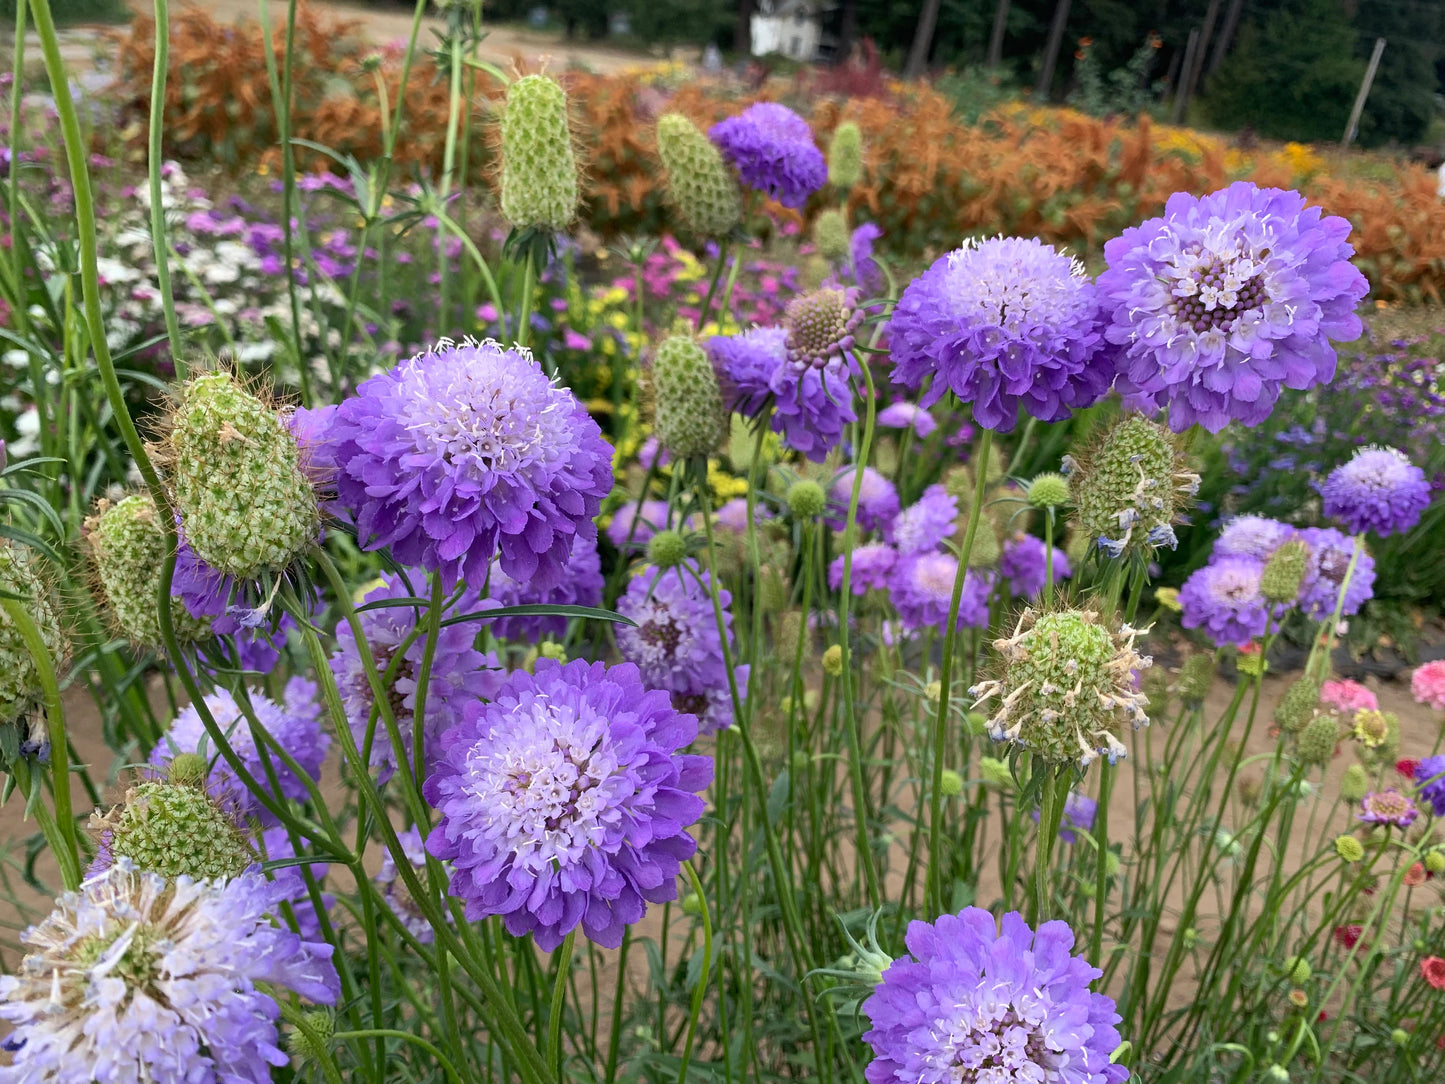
[1207,0,1246,77]
[1341,37,1386,147]
[904,0,943,79]
[987,0,1010,69]
[1034,0,1072,97]
[1170,27,1200,124]
[1183,0,1221,103]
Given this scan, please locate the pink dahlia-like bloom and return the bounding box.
[1098,182,1368,434]
[1357,788,1418,829]
[708,102,826,209]
[1321,446,1432,537]
[1178,556,1272,647]
[1411,660,1445,711]
[1320,679,1378,715]
[424,659,712,951]
[862,908,1127,1084]
[324,339,613,593]
[889,237,1113,432]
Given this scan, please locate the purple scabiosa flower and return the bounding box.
[1215,515,1297,561]
[715,497,769,534]
[828,466,900,533]
[0,860,338,1084]
[331,570,505,784]
[829,542,898,594]
[888,552,992,633]
[617,562,746,733]
[326,339,613,593]
[171,540,297,671]
[1031,791,1099,843]
[887,484,957,555]
[424,658,712,950]
[480,534,603,641]
[1414,756,1445,816]
[606,498,672,550]
[260,826,334,941]
[376,826,437,944]
[1098,182,1369,434]
[847,222,885,296]
[709,325,856,462]
[1178,556,1272,647]
[1297,527,1375,621]
[1357,789,1418,829]
[149,677,328,822]
[876,400,937,438]
[637,436,671,472]
[999,532,1073,599]
[708,102,826,209]
[1321,446,1432,537]
[861,908,1127,1084]
[889,237,1112,432]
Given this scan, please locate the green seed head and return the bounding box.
[1275,676,1323,734]
[104,779,255,882]
[656,113,743,239]
[166,752,210,788]
[85,494,210,648]
[1282,955,1312,984]
[499,74,579,232]
[812,208,850,262]
[0,541,66,728]
[286,1010,336,1063]
[978,756,1014,790]
[939,768,963,797]
[822,643,844,677]
[1339,764,1369,803]
[786,480,827,519]
[1296,714,1340,766]
[1390,1028,1410,1049]
[1334,835,1365,863]
[1424,851,1445,875]
[827,121,863,189]
[167,371,317,579]
[651,337,725,460]
[1070,414,1199,560]
[646,529,688,569]
[1026,472,1070,509]
[1261,538,1310,603]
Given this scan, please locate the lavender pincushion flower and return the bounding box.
[887,484,957,555]
[1031,791,1098,844]
[1098,182,1369,434]
[888,552,991,633]
[889,237,1112,432]
[862,908,1127,1084]
[424,658,712,950]
[1000,532,1073,598]
[171,540,296,671]
[876,401,936,438]
[1357,789,1418,829]
[325,339,613,592]
[829,542,899,594]
[0,861,338,1084]
[1297,526,1375,621]
[1414,756,1445,817]
[260,826,335,941]
[481,534,603,641]
[1215,515,1297,561]
[617,561,746,732]
[847,222,885,296]
[1321,446,1432,536]
[606,498,672,550]
[331,571,505,783]
[708,102,826,209]
[1178,556,1272,647]
[149,678,328,822]
[376,826,437,944]
[710,325,856,461]
[829,466,899,533]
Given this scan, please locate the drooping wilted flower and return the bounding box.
[828,466,900,533]
[0,861,339,1084]
[1321,446,1432,537]
[168,539,298,672]
[0,540,66,731]
[709,102,826,209]
[971,607,1150,767]
[149,679,328,821]
[1297,527,1375,621]
[325,338,612,593]
[887,552,991,634]
[498,74,579,232]
[330,571,504,783]
[656,113,743,239]
[1178,556,1272,648]
[165,370,318,579]
[1098,182,1368,433]
[480,533,603,642]
[1358,788,1418,829]
[424,658,712,950]
[889,237,1113,432]
[617,561,745,733]
[887,484,958,555]
[861,908,1127,1084]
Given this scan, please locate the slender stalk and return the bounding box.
[547,930,576,1078]
[676,861,712,1084]
[147,0,184,374]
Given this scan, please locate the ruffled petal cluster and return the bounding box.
[1320,446,1432,537]
[481,532,603,641]
[1178,556,1273,648]
[708,102,826,209]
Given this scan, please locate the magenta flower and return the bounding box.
[1357,789,1418,829]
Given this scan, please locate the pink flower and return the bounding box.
[1320,679,1378,715]
[1412,661,1445,712]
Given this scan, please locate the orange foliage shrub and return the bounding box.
[109,7,1445,302]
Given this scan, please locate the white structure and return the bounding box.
[751,0,823,61]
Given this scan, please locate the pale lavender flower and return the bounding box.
[260,826,334,941]
[829,466,900,533]
[1215,515,1297,560]
[877,401,937,438]
[1297,526,1375,621]
[480,534,603,641]
[1357,789,1418,829]
[829,542,898,594]
[888,552,991,633]
[1178,556,1272,647]
[999,532,1073,598]
[606,498,672,550]
[376,826,436,944]
[1321,446,1432,537]
[887,484,957,555]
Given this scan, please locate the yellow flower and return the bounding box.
[1155,587,1182,612]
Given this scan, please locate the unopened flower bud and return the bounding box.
[1297,714,1339,766]
[1334,835,1365,863]
[1261,538,1309,602]
[1275,676,1323,734]
[813,208,850,262]
[1390,1028,1410,1048]
[960,516,1000,570]
[784,288,862,369]
[787,480,827,519]
[647,529,688,569]
[652,337,725,459]
[1026,472,1070,509]
[1425,850,1445,875]
[656,113,742,238]
[978,757,1014,790]
[822,643,844,677]
[939,768,963,797]
[1282,955,1312,984]
[827,121,863,189]
[499,74,579,231]
[1177,654,1215,706]
[0,541,66,729]
[1339,764,1369,803]
[286,1009,335,1063]
[166,752,210,788]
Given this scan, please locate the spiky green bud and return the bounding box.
[1339,764,1369,803]
[1027,472,1070,509]
[1282,955,1312,984]
[827,121,863,189]
[652,337,725,459]
[822,643,844,677]
[1275,676,1322,734]
[499,74,579,231]
[1070,414,1199,560]
[1334,835,1364,863]
[657,113,742,239]
[1296,714,1339,766]
[85,494,209,649]
[1261,538,1310,603]
[647,529,688,569]
[0,541,65,727]
[103,779,255,881]
[813,208,850,262]
[787,480,827,519]
[167,371,317,579]
[939,768,963,797]
[286,1010,336,1063]
[167,752,210,788]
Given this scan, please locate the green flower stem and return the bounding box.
[1305,534,1363,683]
[147,0,184,374]
[411,574,446,803]
[695,240,730,332]
[1090,760,1114,963]
[602,928,630,1084]
[547,930,576,1078]
[517,249,536,350]
[1030,761,1069,927]
[1043,508,1056,607]
[0,597,80,889]
[437,32,465,325]
[716,248,744,329]
[676,861,712,1084]
[925,425,993,915]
